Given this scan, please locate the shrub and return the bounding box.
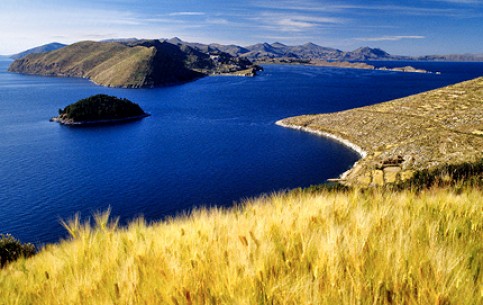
[0,234,36,268]
[394,159,483,191]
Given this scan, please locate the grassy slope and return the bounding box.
[8,41,154,88]
[1,187,481,304]
[87,46,155,88]
[278,77,483,186]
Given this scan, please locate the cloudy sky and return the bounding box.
[1,0,482,55]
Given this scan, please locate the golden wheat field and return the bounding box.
[0,187,482,305]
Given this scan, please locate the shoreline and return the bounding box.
[275,120,367,158]
[50,113,150,126]
[275,120,367,180]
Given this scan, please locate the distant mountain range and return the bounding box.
[163,38,396,62]
[415,54,483,62]
[8,39,483,62]
[9,42,67,60]
[162,38,483,62]
[7,38,482,88]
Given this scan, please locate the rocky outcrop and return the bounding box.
[377,66,429,73]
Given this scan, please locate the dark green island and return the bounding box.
[51,94,150,126]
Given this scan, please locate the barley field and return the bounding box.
[1,187,481,304]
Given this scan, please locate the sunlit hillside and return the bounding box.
[1,187,481,304]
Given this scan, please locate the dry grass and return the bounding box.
[89,46,155,88]
[8,41,155,88]
[1,187,481,304]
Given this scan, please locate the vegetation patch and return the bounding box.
[0,234,36,268]
[53,94,149,125]
[394,159,483,191]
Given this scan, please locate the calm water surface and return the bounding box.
[1,59,482,244]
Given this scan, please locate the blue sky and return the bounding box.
[1,0,482,55]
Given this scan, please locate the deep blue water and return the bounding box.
[1,59,482,245]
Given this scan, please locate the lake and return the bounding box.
[1,59,482,244]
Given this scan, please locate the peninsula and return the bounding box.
[8,40,261,88]
[277,77,483,186]
[51,94,149,125]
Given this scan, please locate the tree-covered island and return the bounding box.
[51,94,149,125]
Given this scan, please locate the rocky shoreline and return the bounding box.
[275,120,367,157]
[276,77,483,186]
[275,120,367,182]
[212,66,263,77]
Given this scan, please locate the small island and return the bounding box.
[51,94,150,125]
[256,58,432,73]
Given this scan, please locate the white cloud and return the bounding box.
[429,0,480,4]
[206,18,230,25]
[251,0,342,12]
[142,18,185,24]
[288,15,345,24]
[355,35,426,42]
[168,12,205,16]
[0,5,206,53]
[333,4,469,17]
[277,19,314,29]
[250,12,346,33]
[253,34,313,43]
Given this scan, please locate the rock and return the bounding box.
[384,167,402,184]
[372,170,385,186]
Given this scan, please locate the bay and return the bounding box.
[1,59,482,244]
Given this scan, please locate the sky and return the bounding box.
[0,0,482,56]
